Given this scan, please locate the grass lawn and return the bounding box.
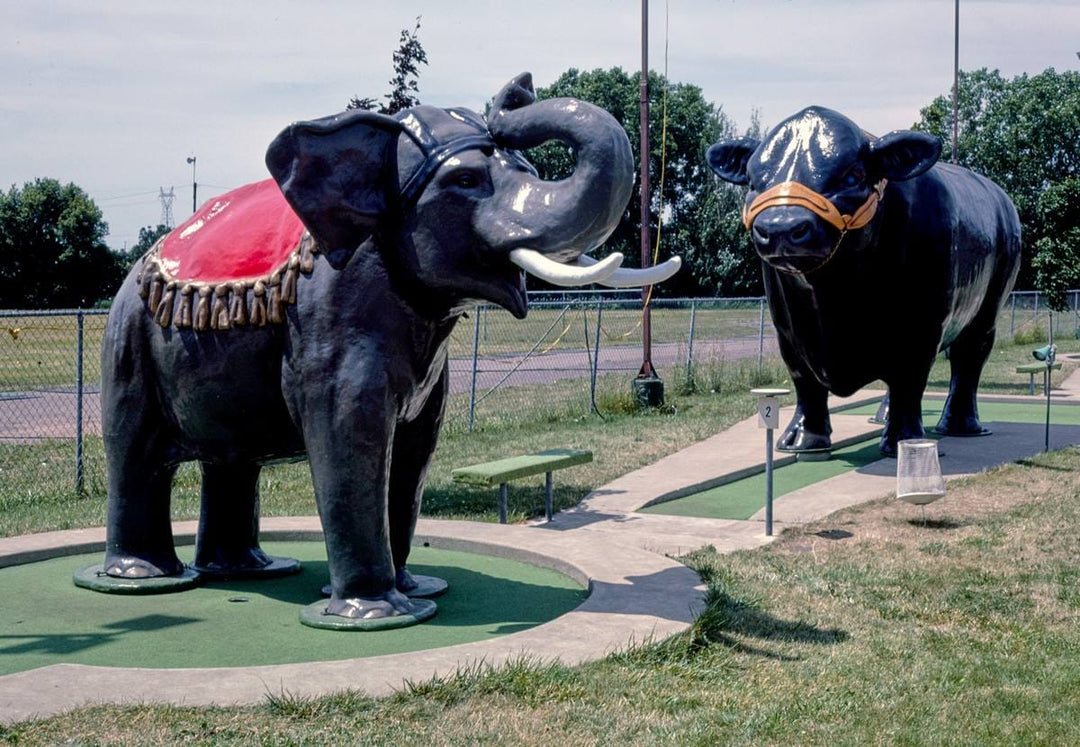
[2,332,1079,741]
[5,446,1079,743]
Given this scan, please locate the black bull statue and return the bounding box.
[92,73,679,628]
[708,106,1021,456]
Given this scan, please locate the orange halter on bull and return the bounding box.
[742,178,888,233]
[740,178,888,274]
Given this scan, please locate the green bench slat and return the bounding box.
[451,449,593,487]
[1016,362,1061,373]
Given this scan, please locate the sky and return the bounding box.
[2,0,1078,251]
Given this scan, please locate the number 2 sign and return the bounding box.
[757,397,780,429]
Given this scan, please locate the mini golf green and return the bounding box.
[640,439,887,520]
[0,541,586,677]
[642,398,1080,521]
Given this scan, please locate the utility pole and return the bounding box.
[952,0,959,163]
[158,186,175,228]
[187,156,198,213]
[632,0,664,408]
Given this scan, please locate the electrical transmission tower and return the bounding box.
[159,187,176,228]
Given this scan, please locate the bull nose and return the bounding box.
[752,211,817,248]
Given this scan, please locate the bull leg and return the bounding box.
[777,373,832,452]
[191,462,300,578]
[388,365,448,596]
[935,325,995,437]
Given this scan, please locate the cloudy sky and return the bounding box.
[2,0,1077,250]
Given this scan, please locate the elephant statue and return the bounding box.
[88,73,680,628]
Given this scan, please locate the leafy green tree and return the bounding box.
[1031,178,1080,312]
[116,223,171,271]
[528,67,759,296]
[348,17,428,115]
[0,178,123,309]
[915,68,1080,287]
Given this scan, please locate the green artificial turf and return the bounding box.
[0,541,586,676]
[841,398,1080,425]
[643,399,1080,521]
[640,439,886,520]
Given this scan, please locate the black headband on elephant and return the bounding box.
[395,106,536,206]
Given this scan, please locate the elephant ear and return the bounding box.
[266,110,404,266]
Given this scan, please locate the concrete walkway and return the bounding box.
[2,370,1079,722]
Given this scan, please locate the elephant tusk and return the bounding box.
[574,254,683,288]
[509,248,623,286]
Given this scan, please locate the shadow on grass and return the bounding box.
[905,518,965,530]
[689,589,849,662]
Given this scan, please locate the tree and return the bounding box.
[348,17,428,115]
[0,178,124,309]
[116,224,171,271]
[528,67,760,297]
[1031,178,1080,311]
[914,68,1080,288]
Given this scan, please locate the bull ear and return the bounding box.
[867,131,941,182]
[266,110,404,265]
[706,138,759,186]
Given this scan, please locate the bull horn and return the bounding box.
[509,249,623,286]
[574,254,683,288]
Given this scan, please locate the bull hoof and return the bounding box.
[74,563,201,595]
[934,417,992,437]
[191,548,301,580]
[776,425,831,453]
[300,589,437,631]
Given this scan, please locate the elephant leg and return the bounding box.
[103,452,182,578]
[776,373,832,452]
[935,325,995,437]
[101,325,183,578]
[300,363,425,621]
[389,365,449,595]
[191,462,300,578]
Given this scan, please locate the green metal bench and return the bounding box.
[1016,361,1062,395]
[451,448,593,524]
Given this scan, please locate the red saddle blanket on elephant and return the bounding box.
[159,180,305,284]
[139,180,315,330]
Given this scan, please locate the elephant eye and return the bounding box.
[452,171,481,189]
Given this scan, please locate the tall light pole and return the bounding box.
[187,156,197,213]
[632,0,664,408]
[952,0,959,163]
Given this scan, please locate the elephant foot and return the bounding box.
[74,560,201,595]
[191,547,301,580]
[320,567,448,599]
[103,554,184,578]
[398,567,449,598]
[775,424,831,453]
[300,589,438,631]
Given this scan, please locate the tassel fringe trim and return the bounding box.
[137,232,318,331]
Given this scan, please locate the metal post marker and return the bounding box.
[1032,342,1056,452]
[751,387,790,536]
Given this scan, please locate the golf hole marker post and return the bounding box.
[751,387,790,536]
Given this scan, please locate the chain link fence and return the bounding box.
[2,290,1076,501]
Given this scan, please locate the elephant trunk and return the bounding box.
[480,74,634,260]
